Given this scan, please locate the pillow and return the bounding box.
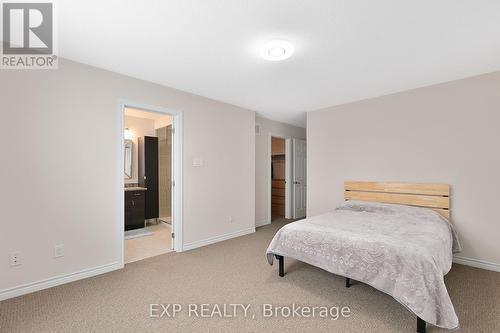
[336,200,400,215]
[337,200,462,253]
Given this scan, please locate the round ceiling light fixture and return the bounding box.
[260,40,294,61]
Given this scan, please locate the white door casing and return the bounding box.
[292,138,306,219]
[169,124,175,250]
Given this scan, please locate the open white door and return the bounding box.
[284,138,292,219]
[292,138,306,219]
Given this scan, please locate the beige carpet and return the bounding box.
[125,222,172,264]
[1,219,499,333]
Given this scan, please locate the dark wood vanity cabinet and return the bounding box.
[125,190,145,230]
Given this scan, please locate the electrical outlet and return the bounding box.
[9,252,21,266]
[54,244,64,258]
[228,215,234,223]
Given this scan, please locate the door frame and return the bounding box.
[118,100,184,266]
[267,134,293,223]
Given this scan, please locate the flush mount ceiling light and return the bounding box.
[260,40,294,61]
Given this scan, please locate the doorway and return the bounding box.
[119,101,183,265]
[267,135,306,224]
[271,137,286,221]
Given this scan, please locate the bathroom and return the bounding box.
[123,107,173,263]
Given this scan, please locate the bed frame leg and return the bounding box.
[345,277,351,288]
[416,317,426,333]
[275,255,284,277]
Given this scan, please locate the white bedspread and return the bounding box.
[266,200,461,329]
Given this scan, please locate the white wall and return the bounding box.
[154,117,172,129]
[307,72,500,267]
[124,115,156,183]
[255,116,306,226]
[0,59,255,296]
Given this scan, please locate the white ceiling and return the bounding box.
[58,1,500,127]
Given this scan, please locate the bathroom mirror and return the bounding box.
[124,139,133,179]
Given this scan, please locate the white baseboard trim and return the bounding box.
[183,227,256,251]
[453,256,500,272]
[256,220,271,228]
[0,262,123,301]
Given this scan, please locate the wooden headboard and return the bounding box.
[344,181,450,220]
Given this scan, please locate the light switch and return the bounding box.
[192,158,204,167]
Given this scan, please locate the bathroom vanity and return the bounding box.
[124,187,147,230]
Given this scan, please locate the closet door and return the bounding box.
[292,138,307,219]
[138,136,159,220]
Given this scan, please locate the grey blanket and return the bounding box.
[266,200,461,329]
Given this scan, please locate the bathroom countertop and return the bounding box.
[124,187,147,192]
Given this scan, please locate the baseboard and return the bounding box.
[0,262,123,301]
[2,253,495,302]
[256,220,271,227]
[453,255,500,272]
[183,227,255,251]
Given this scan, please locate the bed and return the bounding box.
[266,181,461,333]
